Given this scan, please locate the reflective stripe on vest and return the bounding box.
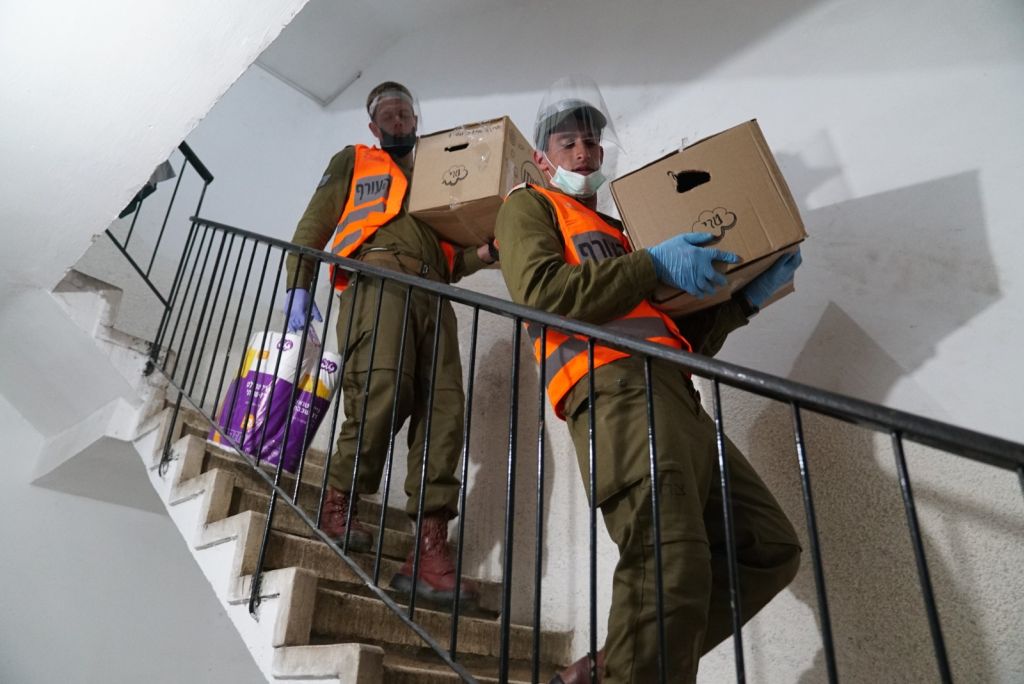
[521,185,692,419]
[328,146,407,290]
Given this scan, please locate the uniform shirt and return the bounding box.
[495,186,750,358]
[286,146,487,289]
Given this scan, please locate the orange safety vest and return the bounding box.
[522,185,692,419]
[328,145,455,290]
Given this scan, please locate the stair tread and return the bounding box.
[262,527,503,613]
[312,586,570,666]
[230,486,415,559]
[203,447,412,532]
[383,649,556,683]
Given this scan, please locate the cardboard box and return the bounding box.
[610,119,806,316]
[409,116,546,246]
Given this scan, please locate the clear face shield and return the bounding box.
[368,88,422,157]
[533,76,620,198]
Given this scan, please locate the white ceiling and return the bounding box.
[255,0,511,106]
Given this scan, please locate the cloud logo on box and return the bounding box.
[277,339,294,351]
[442,165,469,186]
[692,207,737,240]
[321,359,338,373]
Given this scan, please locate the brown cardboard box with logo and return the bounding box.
[610,119,806,316]
[409,116,546,246]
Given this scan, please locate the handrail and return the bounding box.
[186,215,1024,474]
[177,141,214,184]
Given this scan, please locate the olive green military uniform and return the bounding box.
[286,146,487,518]
[496,187,801,683]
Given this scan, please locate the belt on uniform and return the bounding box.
[357,248,445,284]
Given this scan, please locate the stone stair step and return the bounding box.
[203,448,411,533]
[204,437,328,485]
[261,528,496,607]
[231,486,414,559]
[382,650,548,684]
[316,577,501,624]
[262,528,502,615]
[312,587,570,669]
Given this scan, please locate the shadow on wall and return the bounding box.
[702,144,1007,678]
[728,306,1004,680]
[776,150,1000,395]
[462,325,556,626]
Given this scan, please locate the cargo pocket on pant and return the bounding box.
[639,471,709,550]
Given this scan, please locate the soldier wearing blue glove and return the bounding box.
[647,231,742,297]
[742,250,802,312]
[495,75,802,684]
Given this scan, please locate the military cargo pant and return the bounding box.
[564,357,802,684]
[329,266,464,518]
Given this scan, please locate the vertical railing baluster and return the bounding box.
[587,339,599,684]
[248,249,289,464]
[152,220,199,367]
[122,193,145,248]
[530,325,547,684]
[347,279,386,556]
[276,263,322,487]
[164,224,211,376]
[293,267,336,504]
[159,227,220,472]
[223,243,273,455]
[172,227,224,399]
[790,403,837,683]
[449,305,480,658]
[158,391,186,477]
[891,431,952,683]
[498,316,523,683]
[644,357,668,684]
[249,255,320,619]
[144,156,187,274]
[186,231,233,398]
[711,379,745,683]
[203,236,253,413]
[317,272,362,526]
[409,294,447,620]
[374,285,414,584]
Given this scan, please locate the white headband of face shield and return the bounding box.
[367,91,415,119]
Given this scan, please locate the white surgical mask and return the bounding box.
[545,156,607,198]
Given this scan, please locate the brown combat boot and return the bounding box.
[390,512,480,607]
[320,486,372,552]
[550,649,605,684]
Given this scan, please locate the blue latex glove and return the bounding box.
[282,288,322,333]
[647,232,741,297]
[743,250,802,310]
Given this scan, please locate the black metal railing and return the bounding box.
[106,141,213,312]
[141,214,1023,683]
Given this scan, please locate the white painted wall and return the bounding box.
[0,0,308,295]
[0,3,307,681]
[38,0,1024,681]
[0,394,264,683]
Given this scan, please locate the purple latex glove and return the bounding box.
[282,288,322,333]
